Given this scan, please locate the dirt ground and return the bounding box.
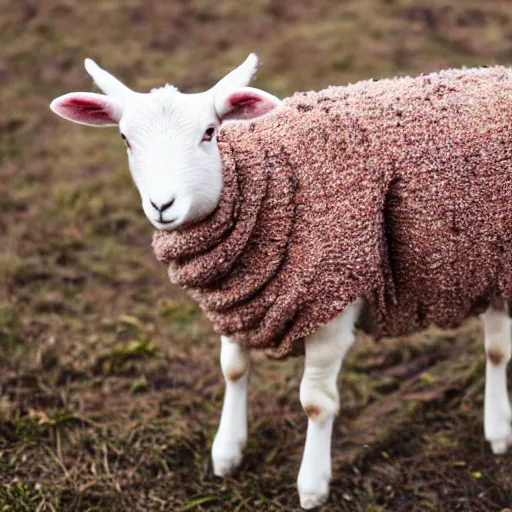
[1,0,512,510]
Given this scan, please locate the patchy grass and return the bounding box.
[1,0,512,510]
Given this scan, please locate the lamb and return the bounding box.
[50,55,512,510]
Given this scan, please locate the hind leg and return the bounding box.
[482,305,512,454]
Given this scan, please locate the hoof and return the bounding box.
[212,453,243,477]
[299,492,329,510]
[212,435,245,477]
[487,420,512,455]
[489,428,512,455]
[297,471,330,510]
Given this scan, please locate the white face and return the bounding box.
[50,54,280,231]
[119,90,223,230]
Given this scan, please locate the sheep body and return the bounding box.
[51,59,512,507]
[152,66,512,357]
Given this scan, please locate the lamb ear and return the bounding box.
[84,58,133,99]
[50,92,122,126]
[214,53,259,92]
[215,87,281,122]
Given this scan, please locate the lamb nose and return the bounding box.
[151,198,175,212]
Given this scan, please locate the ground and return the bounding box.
[1,0,512,510]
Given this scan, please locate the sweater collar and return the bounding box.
[152,133,275,288]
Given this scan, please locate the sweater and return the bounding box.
[153,66,512,358]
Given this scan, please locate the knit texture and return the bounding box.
[153,66,512,358]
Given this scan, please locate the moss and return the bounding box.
[99,336,156,362]
[0,253,25,283]
[157,298,200,325]
[0,481,42,511]
[131,377,148,395]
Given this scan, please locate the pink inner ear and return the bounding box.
[229,92,260,108]
[52,93,120,126]
[60,97,114,122]
[225,91,276,120]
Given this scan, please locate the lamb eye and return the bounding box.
[202,127,215,142]
[121,133,131,149]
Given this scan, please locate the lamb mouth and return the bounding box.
[157,217,177,225]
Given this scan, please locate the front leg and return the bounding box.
[212,336,250,477]
[297,300,362,510]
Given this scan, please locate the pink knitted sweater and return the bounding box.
[153,66,512,358]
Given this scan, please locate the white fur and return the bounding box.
[211,336,250,476]
[482,306,512,454]
[121,89,224,229]
[297,299,362,509]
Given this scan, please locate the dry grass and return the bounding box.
[1,0,512,510]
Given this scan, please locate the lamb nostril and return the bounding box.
[151,198,175,212]
[160,198,175,212]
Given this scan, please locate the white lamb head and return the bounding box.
[50,54,281,230]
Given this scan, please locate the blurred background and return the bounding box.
[1,0,512,510]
